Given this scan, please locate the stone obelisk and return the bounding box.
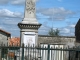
[18,0,41,46]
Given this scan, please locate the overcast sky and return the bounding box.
[0,0,80,37]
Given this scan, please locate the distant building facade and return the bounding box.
[0,29,11,45]
[75,19,80,42]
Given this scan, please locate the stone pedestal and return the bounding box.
[18,23,41,46]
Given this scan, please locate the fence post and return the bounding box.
[47,44,50,60]
[68,51,70,60]
[75,51,79,60]
[22,44,24,60]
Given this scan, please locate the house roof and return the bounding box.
[0,29,11,35]
[9,37,20,46]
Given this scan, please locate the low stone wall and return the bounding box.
[38,35,76,47]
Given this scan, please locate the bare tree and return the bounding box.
[48,28,60,36]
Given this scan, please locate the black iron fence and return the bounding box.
[0,43,80,60]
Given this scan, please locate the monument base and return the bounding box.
[18,23,42,46]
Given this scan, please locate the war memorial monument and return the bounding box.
[18,0,41,46]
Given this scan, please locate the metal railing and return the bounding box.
[0,43,80,60]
